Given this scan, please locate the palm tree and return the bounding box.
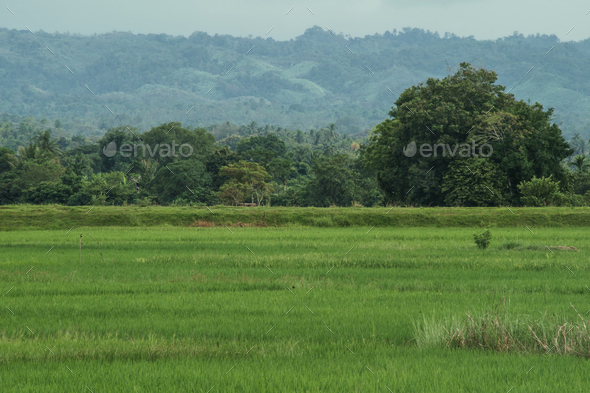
[295,130,304,144]
[33,130,62,157]
[293,146,312,164]
[570,155,590,173]
[137,158,159,187]
[13,142,47,167]
[327,123,338,142]
[569,133,587,156]
[309,149,323,165]
[64,153,92,176]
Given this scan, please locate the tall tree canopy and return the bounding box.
[365,63,573,206]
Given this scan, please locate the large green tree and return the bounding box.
[306,154,358,207]
[219,161,273,205]
[236,134,287,166]
[151,160,211,205]
[141,122,215,167]
[267,158,295,191]
[365,63,572,206]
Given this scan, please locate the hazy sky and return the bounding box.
[2,0,590,41]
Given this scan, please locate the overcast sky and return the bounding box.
[2,0,590,42]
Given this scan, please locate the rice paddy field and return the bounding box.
[1,208,590,391]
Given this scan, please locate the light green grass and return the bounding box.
[1,226,589,391]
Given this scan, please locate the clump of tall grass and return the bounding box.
[497,242,545,251]
[413,301,590,357]
[497,242,578,251]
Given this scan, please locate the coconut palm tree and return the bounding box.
[293,146,312,164]
[13,142,48,167]
[569,133,587,156]
[33,130,62,158]
[326,123,338,142]
[64,153,92,176]
[570,154,590,173]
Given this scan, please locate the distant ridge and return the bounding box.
[1,26,589,138]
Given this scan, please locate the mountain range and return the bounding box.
[1,26,590,138]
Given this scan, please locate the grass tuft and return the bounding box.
[414,301,590,357]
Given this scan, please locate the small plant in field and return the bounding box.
[474,229,492,249]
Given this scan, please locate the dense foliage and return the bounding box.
[1,64,589,207]
[365,63,588,207]
[2,27,590,139]
[0,118,381,206]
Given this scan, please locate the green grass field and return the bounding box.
[1,211,589,391]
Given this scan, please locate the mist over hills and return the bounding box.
[2,25,590,138]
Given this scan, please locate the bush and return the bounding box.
[23,181,73,205]
[67,189,93,206]
[518,176,561,206]
[554,192,587,207]
[136,197,154,207]
[474,229,492,249]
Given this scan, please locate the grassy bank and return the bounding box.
[2,205,590,230]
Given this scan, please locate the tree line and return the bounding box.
[0,119,379,207]
[1,63,589,208]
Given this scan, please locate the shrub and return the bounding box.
[554,192,587,207]
[474,229,492,249]
[23,181,73,205]
[136,197,154,207]
[517,176,561,206]
[67,189,93,206]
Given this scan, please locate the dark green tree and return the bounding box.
[442,158,507,207]
[570,155,589,173]
[219,161,273,205]
[306,155,358,207]
[98,126,137,172]
[365,63,572,206]
[268,158,295,191]
[236,134,287,166]
[141,122,216,167]
[206,147,239,193]
[151,160,211,205]
[0,147,14,174]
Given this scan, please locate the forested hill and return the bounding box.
[2,26,590,138]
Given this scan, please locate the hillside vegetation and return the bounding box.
[2,26,590,138]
